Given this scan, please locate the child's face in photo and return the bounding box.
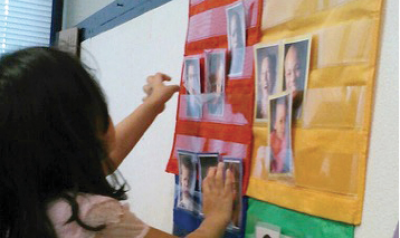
[215,63,224,94]
[180,164,191,194]
[209,61,224,94]
[224,162,241,228]
[260,56,273,97]
[224,163,240,197]
[186,63,198,94]
[200,156,219,180]
[284,45,302,99]
[274,103,286,140]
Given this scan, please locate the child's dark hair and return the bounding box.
[0,47,127,238]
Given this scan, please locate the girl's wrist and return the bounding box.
[143,99,164,115]
[197,216,228,238]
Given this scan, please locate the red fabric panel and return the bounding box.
[187,0,259,43]
[190,0,237,16]
[167,0,264,195]
[176,122,252,143]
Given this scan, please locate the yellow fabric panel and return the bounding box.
[294,129,366,195]
[261,0,382,40]
[251,128,366,191]
[309,65,374,88]
[248,0,384,225]
[250,127,269,179]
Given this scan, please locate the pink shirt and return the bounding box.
[47,194,149,238]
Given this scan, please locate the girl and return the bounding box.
[0,47,235,238]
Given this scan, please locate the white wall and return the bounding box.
[354,0,399,237]
[65,0,399,236]
[79,0,189,232]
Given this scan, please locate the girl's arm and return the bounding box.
[108,73,180,170]
[145,163,235,238]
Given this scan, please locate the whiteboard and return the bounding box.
[80,0,189,232]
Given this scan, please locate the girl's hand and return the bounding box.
[146,164,236,238]
[142,73,180,113]
[202,162,236,229]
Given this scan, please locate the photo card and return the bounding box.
[282,36,311,120]
[226,1,246,51]
[254,43,281,123]
[177,150,199,212]
[204,49,226,116]
[205,49,227,94]
[184,56,201,95]
[183,56,202,119]
[255,221,281,238]
[223,158,243,230]
[198,152,220,214]
[268,93,294,178]
[226,1,246,76]
[198,153,220,187]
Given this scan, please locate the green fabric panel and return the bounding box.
[245,198,354,238]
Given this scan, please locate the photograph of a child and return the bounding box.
[198,153,220,184]
[255,44,279,121]
[223,159,242,229]
[268,94,293,174]
[205,50,226,116]
[183,57,202,118]
[226,2,246,76]
[178,151,199,212]
[283,39,310,120]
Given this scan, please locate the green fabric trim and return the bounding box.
[245,198,354,238]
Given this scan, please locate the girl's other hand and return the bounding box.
[142,73,180,113]
[202,162,235,229]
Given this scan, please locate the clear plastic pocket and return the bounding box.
[262,0,318,29]
[178,95,204,122]
[262,0,366,30]
[317,19,375,67]
[178,94,253,125]
[173,134,207,155]
[295,149,360,195]
[208,139,248,159]
[228,46,254,80]
[187,0,259,42]
[317,0,356,10]
[302,86,365,130]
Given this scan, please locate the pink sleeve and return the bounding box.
[47,194,149,238]
[84,199,150,238]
